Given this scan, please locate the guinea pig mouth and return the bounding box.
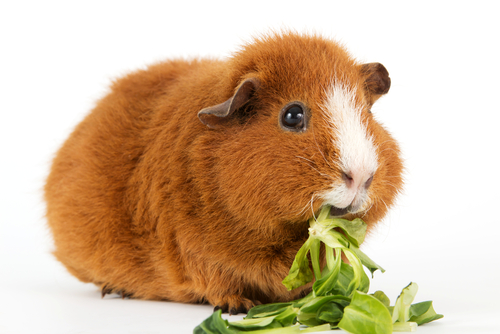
[329,205,350,217]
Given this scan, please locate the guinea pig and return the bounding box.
[45,31,403,315]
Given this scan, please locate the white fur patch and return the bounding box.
[320,81,379,212]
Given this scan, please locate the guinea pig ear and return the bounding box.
[198,78,260,129]
[360,63,391,107]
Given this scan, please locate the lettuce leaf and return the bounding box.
[338,291,393,334]
[194,205,443,334]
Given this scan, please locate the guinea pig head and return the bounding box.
[197,34,403,232]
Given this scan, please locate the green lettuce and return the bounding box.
[194,206,443,334]
[338,291,393,334]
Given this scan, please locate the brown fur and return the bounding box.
[45,32,403,312]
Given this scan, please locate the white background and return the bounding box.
[1,1,499,333]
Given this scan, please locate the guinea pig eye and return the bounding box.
[280,102,307,132]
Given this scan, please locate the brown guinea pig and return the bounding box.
[45,31,403,314]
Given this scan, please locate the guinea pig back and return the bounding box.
[44,32,403,314]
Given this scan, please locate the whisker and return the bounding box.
[379,197,390,212]
[294,191,320,219]
[378,180,400,192]
[311,126,335,170]
[309,193,318,221]
[295,156,334,180]
[295,155,315,164]
[360,201,374,218]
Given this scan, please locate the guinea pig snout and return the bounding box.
[338,170,373,210]
[342,171,373,191]
[321,169,374,216]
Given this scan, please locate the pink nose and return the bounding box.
[342,171,374,190]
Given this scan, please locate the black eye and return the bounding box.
[280,102,307,132]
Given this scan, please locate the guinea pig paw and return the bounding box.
[213,303,229,313]
[119,290,133,299]
[213,296,255,315]
[100,284,133,299]
[229,304,248,316]
[101,284,113,298]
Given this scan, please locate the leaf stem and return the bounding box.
[325,245,335,271]
[393,322,417,332]
[310,239,322,280]
[343,248,363,295]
